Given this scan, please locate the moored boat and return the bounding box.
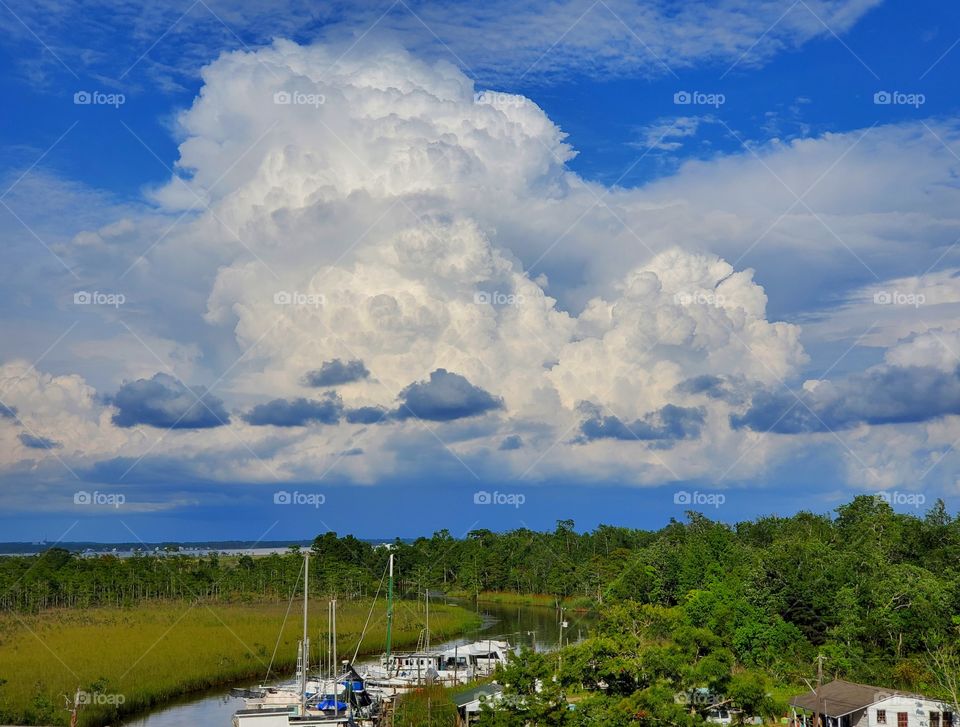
[359,554,513,698]
[231,553,380,726]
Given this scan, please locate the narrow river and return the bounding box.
[119,600,596,726]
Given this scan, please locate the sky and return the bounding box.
[1,0,959,542]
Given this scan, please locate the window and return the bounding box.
[944,714,953,727]
[898,712,909,727]
[877,711,887,725]
[931,712,941,727]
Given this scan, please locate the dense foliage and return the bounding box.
[468,496,960,725]
[3,496,960,703]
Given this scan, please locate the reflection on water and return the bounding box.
[462,599,594,653]
[121,689,241,726]
[120,601,595,726]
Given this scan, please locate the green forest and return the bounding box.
[3,495,960,725]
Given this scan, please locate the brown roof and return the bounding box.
[789,680,922,717]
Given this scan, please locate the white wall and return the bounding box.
[867,695,953,727]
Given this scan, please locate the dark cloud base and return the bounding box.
[244,369,501,428]
[396,368,503,422]
[110,373,229,429]
[578,404,706,445]
[733,365,960,434]
[243,393,343,427]
[19,432,61,449]
[302,359,370,387]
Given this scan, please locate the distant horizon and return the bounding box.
[1,488,946,545]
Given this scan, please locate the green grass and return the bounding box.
[391,684,460,727]
[0,599,480,726]
[392,681,493,727]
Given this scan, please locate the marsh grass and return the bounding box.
[0,598,480,726]
[391,684,464,727]
[462,590,594,610]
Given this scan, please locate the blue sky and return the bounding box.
[1,0,959,541]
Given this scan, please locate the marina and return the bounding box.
[224,554,548,726]
[117,598,593,726]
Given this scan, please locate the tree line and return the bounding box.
[2,496,959,695]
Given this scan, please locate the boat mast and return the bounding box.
[301,551,309,716]
[332,598,338,716]
[385,552,394,676]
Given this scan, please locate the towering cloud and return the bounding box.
[2,38,956,501]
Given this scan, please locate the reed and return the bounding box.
[0,598,480,726]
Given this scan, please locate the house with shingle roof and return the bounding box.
[790,680,955,727]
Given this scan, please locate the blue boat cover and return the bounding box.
[316,699,348,710]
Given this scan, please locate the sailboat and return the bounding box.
[360,554,513,699]
[231,552,379,726]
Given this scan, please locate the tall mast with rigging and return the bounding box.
[385,552,394,676]
[300,551,309,716]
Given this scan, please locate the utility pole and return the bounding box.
[560,607,567,648]
[558,607,568,676]
[815,654,826,727]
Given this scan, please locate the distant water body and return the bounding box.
[0,539,406,556]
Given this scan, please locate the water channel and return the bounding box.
[119,600,596,726]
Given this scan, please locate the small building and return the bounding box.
[790,679,955,727]
[454,683,504,726]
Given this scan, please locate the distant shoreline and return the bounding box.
[0,538,411,556]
